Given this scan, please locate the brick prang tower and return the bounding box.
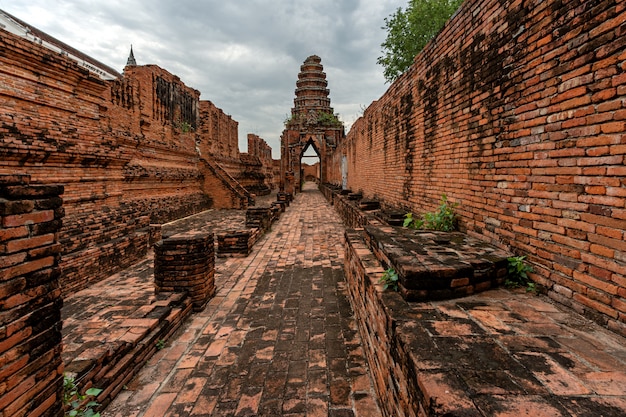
[280,55,344,194]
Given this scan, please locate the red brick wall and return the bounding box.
[337,0,626,334]
[0,31,214,295]
[197,103,270,197]
[198,100,240,160]
[248,133,276,190]
[247,134,272,166]
[302,162,320,182]
[272,160,282,190]
[0,174,65,417]
[200,159,251,209]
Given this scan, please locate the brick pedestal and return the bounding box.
[245,206,272,230]
[272,201,286,213]
[270,204,282,220]
[216,229,264,257]
[277,192,292,205]
[154,231,215,311]
[364,225,510,301]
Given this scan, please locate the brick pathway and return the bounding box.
[102,183,381,417]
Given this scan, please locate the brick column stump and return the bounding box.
[272,201,286,213]
[270,203,282,220]
[245,206,272,230]
[277,191,291,206]
[154,231,215,311]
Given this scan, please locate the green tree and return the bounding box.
[378,0,464,83]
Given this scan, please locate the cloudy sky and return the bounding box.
[1,0,406,158]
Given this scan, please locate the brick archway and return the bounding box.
[280,55,344,194]
[300,138,322,185]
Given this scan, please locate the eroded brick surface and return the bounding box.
[0,175,64,417]
[363,224,511,301]
[61,253,194,410]
[344,229,626,417]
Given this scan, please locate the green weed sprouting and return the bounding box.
[404,194,458,231]
[505,255,535,292]
[379,268,399,291]
[63,374,102,417]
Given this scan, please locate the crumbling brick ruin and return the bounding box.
[0,16,275,416]
[247,133,276,192]
[0,20,273,296]
[198,102,272,198]
[1,0,626,416]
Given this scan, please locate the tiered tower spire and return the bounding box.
[287,55,336,127]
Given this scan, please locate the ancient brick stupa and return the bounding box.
[281,55,344,193]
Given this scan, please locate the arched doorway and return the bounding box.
[300,139,321,190]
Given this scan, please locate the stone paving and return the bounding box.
[101,182,381,416]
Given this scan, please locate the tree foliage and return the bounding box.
[377,0,464,83]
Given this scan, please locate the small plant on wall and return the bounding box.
[404,194,458,231]
[174,119,194,133]
[506,255,536,293]
[403,212,424,229]
[317,111,342,127]
[284,113,303,126]
[180,121,193,133]
[63,374,102,417]
[379,267,399,291]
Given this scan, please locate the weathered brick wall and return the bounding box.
[337,0,626,335]
[333,193,371,229]
[238,153,271,196]
[197,104,270,197]
[198,100,240,160]
[0,30,214,295]
[247,134,273,168]
[344,229,420,417]
[272,159,282,190]
[0,174,65,417]
[302,162,320,182]
[248,133,276,190]
[200,159,251,209]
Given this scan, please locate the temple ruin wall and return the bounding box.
[0,30,267,295]
[335,0,626,334]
